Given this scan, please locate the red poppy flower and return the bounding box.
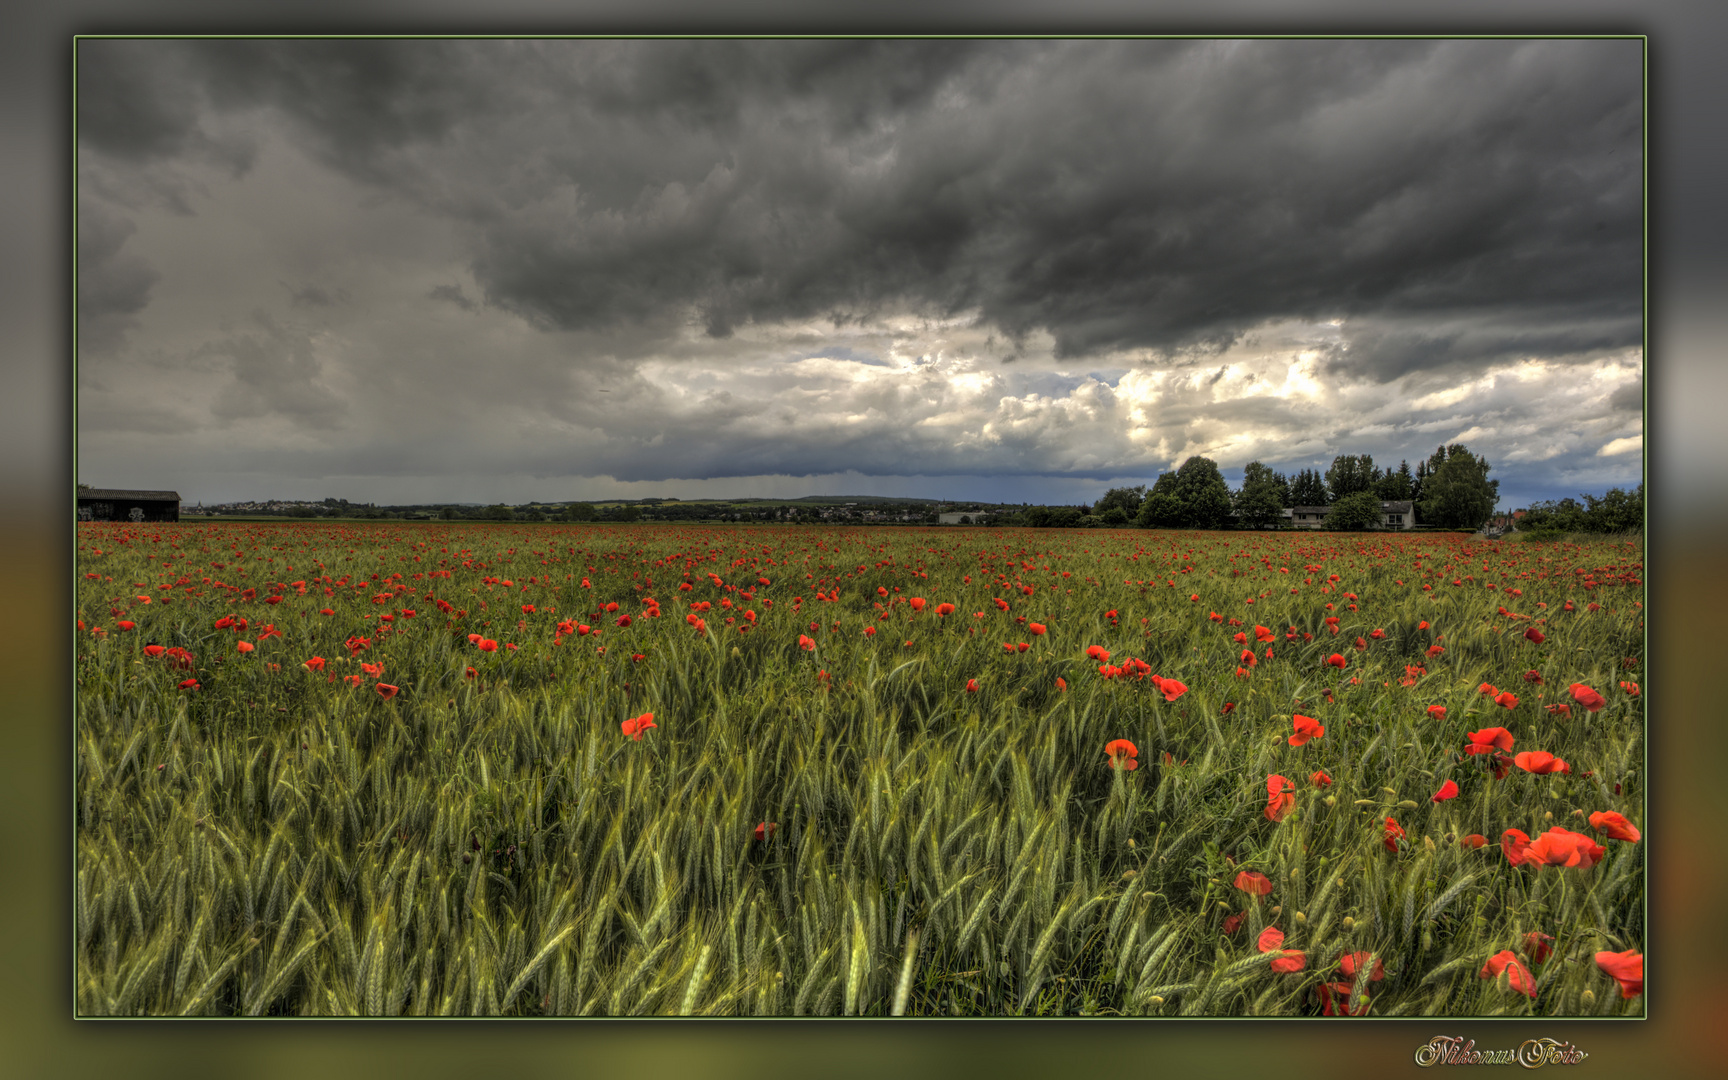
[1619,680,1639,697]
[1233,870,1272,896]
[478,638,498,652]
[1431,779,1459,802]
[116,620,135,632]
[376,683,399,700]
[1493,691,1519,709]
[1338,951,1386,984]
[1522,827,1605,869]
[1104,739,1139,771]
[143,644,165,658]
[1568,683,1607,712]
[1460,833,1488,849]
[178,678,200,691]
[1086,645,1110,662]
[1523,669,1544,684]
[1427,705,1447,720]
[1221,701,1235,715]
[1268,949,1305,973]
[1370,628,1385,639]
[236,641,255,653]
[1426,644,1445,658]
[521,604,535,614]
[1588,811,1640,842]
[1501,828,1533,865]
[1522,932,1554,964]
[1382,817,1405,852]
[1524,627,1545,644]
[344,674,363,687]
[1028,622,1046,636]
[1310,770,1332,787]
[1514,751,1569,775]
[1257,926,1285,952]
[1465,727,1515,755]
[1594,950,1643,998]
[360,661,384,678]
[966,678,980,694]
[621,712,657,741]
[465,667,478,680]
[1222,911,1246,935]
[1055,677,1067,692]
[798,634,816,651]
[1156,677,1188,702]
[1265,774,1296,821]
[935,603,955,617]
[1480,950,1537,999]
[1239,648,1257,668]
[909,597,926,612]
[1316,981,1371,1017]
[1354,636,1367,651]
[1190,593,1200,602]
[1326,654,1346,669]
[754,821,778,842]
[1289,714,1325,746]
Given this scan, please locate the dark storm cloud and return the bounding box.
[77,38,1641,366]
[203,314,347,429]
[76,198,158,356]
[284,282,346,309]
[426,284,476,311]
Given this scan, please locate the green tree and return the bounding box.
[1376,460,1415,501]
[1136,492,1184,528]
[1325,490,1384,530]
[1583,483,1643,532]
[1418,445,1500,530]
[1098,506,1130,526]
[1023,506,1053,528]
[1173,456,1232,529]
[1517,497,1587,535]
[564,503,597,522]
[1235,460,1287,528]
[439,506,459,520]
[610,504,642,522]
[1289,468,1328,506]
[1325,454,1376,502]
[1093,484,1146,520]
[484,504,514,521]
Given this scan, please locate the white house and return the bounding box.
[1289,500,1415,530]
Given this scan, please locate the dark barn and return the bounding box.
[77,488,181,523]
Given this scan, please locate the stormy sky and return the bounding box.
[75,37,1644,509]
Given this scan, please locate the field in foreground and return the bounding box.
[74,522,1644,1016]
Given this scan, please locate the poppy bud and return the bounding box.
[1127,838,1136,849]
[1270,905,1282,916]
[1398,800,1419,810]
[463,853,472,863]
[1543,810,1553,820]
[1148,995,1166,1007]
[1342,917,1355,930]
[1581,990,1595,1006]
[1293,911,1306,923]
[1324,796,1336,807]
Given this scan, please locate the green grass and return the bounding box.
[74,522,1644,1015]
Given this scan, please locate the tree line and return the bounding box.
[1013,445,1505,531]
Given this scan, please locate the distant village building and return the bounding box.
[938,512,980,525]
[1290,505,1331,529]
[77,488,181,523]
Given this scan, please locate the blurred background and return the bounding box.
[8,2,1719,1078]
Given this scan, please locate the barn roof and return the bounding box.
[78,488,181,502]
